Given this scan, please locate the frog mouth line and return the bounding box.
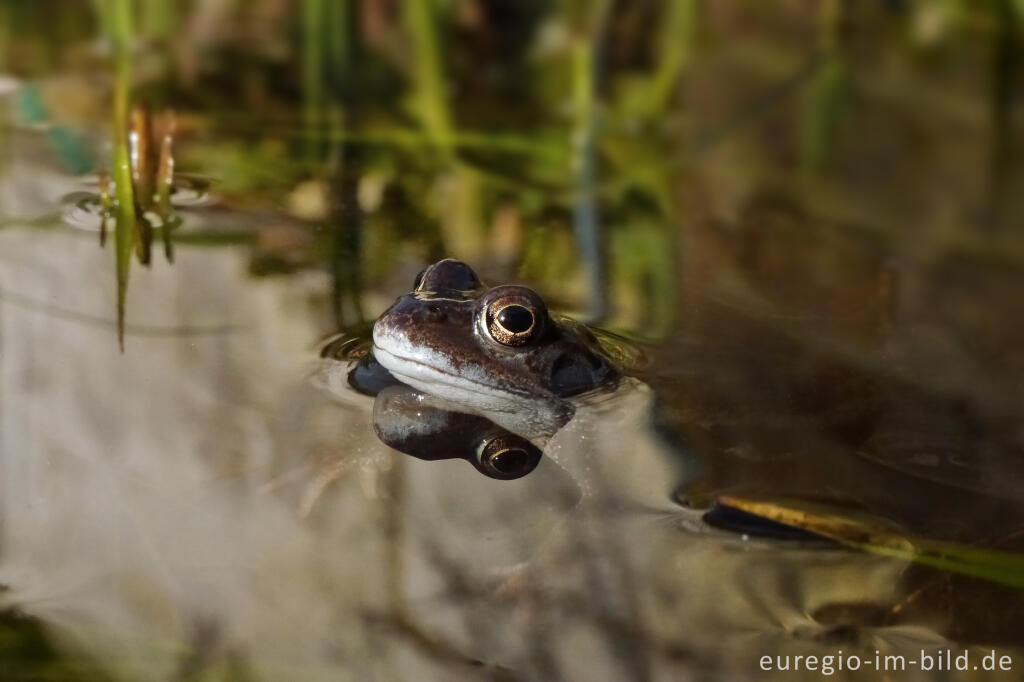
[371,344,536,403]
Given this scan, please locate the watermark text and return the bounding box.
[760,649,1013,676]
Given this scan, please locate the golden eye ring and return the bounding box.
[477,435,541,479]
[486,301,537,346]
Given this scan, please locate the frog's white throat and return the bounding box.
[372,326,569,442]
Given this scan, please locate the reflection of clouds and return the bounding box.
[0,229,388,677]
[663,537,957,680]
[0,229,1012,680]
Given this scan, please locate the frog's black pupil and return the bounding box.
[497,305,533,333]
[491,448,528,473]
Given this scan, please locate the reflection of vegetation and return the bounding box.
[0,609,111,682]
[800,0,845,177]
[722,496,1024,590]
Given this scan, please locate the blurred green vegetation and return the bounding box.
[0,608,110,682]
[1,0,699,338]
[0,0,1021,338]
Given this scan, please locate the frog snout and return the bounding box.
[378,295,450,331]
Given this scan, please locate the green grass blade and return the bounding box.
[721,496,1024,590]
[647,0,697,114]
[109,0,136,351]
[402,0,453,156]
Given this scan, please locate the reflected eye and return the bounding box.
[486,301,538,346]
[477,435,542,480]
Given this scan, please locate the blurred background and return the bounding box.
[2,0,1018,337]
[2,1,1024,680]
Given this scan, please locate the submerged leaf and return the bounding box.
[719,496,1024,590]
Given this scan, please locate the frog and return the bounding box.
[370,259,620,442]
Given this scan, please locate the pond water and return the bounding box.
[2,3,1024,681]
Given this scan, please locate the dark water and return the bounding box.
[1,3,1023,680]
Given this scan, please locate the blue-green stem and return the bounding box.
[571,0,612,321]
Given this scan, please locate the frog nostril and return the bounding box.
[420,304,445,322]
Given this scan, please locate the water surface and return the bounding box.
[1,3,1023,680]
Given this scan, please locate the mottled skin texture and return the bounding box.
[372,260,616,438]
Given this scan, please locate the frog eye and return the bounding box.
[486,301,538,346]
[476,435,542,479]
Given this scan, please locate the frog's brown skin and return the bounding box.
[371,259,617,440]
